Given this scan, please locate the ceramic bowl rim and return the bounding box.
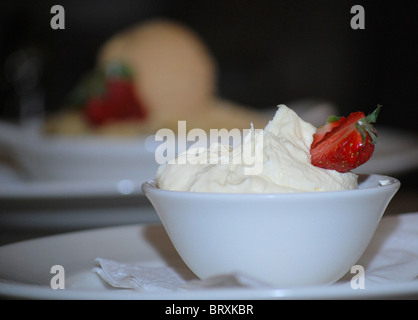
[141,173,400,199]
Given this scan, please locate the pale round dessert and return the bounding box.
[44,20,268,137]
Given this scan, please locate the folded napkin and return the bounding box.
[94,213,418,292]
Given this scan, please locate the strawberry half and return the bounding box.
[66,62,147,126]
[310,106,381,173]
[311,115,345,149]
[84,78,147,126]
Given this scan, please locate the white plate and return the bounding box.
[1,217,417,300]
[0,164,144,199]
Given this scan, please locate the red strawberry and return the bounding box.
[311,115,345,149]
[84,77,147,126]
[84,97,109,125]
[66,62,147,126]
[84,78,146,125]
[310,106,381,173]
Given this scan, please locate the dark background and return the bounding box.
[1,0,417,133]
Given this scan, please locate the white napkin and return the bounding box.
[93,259,188,292]
[93,259,268,291]
[337,212,418,285]
[94,213,418,292]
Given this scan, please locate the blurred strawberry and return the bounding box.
[84,78,147,126]
[66,62,147,126]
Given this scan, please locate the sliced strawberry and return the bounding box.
[310,106,381,173]
[311,115,345,149]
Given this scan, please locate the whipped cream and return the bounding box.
[156,105,358,193]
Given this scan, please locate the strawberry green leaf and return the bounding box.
[64,61,133,110]
[327,115,341,123]
[105,61,133,80]
[366,105,381,123]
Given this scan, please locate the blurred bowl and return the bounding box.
[0,120,159,182]
[142,174,400,287]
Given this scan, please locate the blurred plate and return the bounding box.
[1,117,417,200]
[0,120,159,182]
[353,126,418,175]
[0,220,417,299]
[0,163,144,199]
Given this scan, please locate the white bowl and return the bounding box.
[0,120,159,182]
[142,174,400,287]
